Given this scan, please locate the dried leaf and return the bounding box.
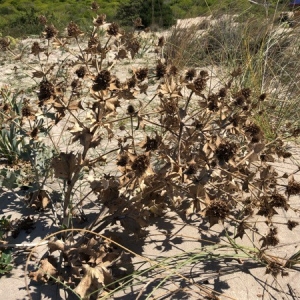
[32,70,45,78]
[51,152,79,180]
[29,258,57,283]
[74,264,108,299]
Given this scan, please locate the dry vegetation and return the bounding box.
[1,2,300,299]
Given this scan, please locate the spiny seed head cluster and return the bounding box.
[233,94,246,106]
[127,76,137,89]
[93,14,106,26]
[244,123,261,136]
[241,88,251,99]
[206,200,230,219]
[168,65,178,76]
[287,220,299,230]
[117,154,128,167]
[218,87,227,98]
[158,36,165,47]
[156,61,167,78]
[259,93,267,101]
[22,105,32,118]
[132,154,150,176]
[142,136,159,152]
[75,66,86,78]
[91,1,99,10]
[207,93,219,112]
[67,21,83,38]
[31,42,44,56]
[0,37,10,50]
[286,180,300,196]
[193,76,207,92]
[184,164,197,175]
[107,22,120,36]
[39,80,54,102]
[88,36,99,50]
[38,15,47,25]
[128,39,140,55]
[44,24,58,39]
[136,68,148,81]
[127,105,135,114]
[93,70,111,91]
[185,68,196,81]
[270,193,288,209]
[216,142,237,162]
[263,227,279,247]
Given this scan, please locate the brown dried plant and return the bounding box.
[2,3,300,299]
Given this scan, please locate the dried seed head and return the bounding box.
[158,36,165,47]
[241,88,251,99]
[39,79,54,102]
[286,180,300,196]
[199,70,209,78]
[22,104,34,118]
[38,15,47,25]
[93,14,106,26]
[136,68,148,81]
[91,1,99,10]
[117,154,128,167]
[265,261,281,278]
[287,220,299,230]
[259,93,267,101]
[231,67,242,77]
[142,136,159,151]
[156,61,166,78]
[270,193,288,210]
[127,76,137,88]
[71,79,79,90]
[218,87,227,98]
[216,142,237,162]
[93,70,111,91]
[44,24,58,39]
[30,127,39,139]
[0,37,10,51]
[184,164,197,175]
[207,93,219,111]
[31,42,44,56]
[88,36,99,50]
[206,200,230,220]
[168,65,178,76]
[127,104,135,115]
[193,76,207,92]
[67,21,83,38]
[185,68,196,81]
[132,154,150,176]
[234,95,245,106]
[107,22,120,36]
[244,123,261,136]
[75,66,86,78]
[133,17,143,29]
[261,227,279,247]
[127,39,140,55]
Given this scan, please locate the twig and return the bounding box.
[0,241,48,248]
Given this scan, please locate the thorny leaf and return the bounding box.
[74,264,111,299]
[51,152,80,180]
[29,258,58,283]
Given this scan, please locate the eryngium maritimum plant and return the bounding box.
[2,3,300,298]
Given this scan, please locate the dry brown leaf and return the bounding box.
[29,258,58,283]
[51,152,79,180]
[74,264,110,299]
